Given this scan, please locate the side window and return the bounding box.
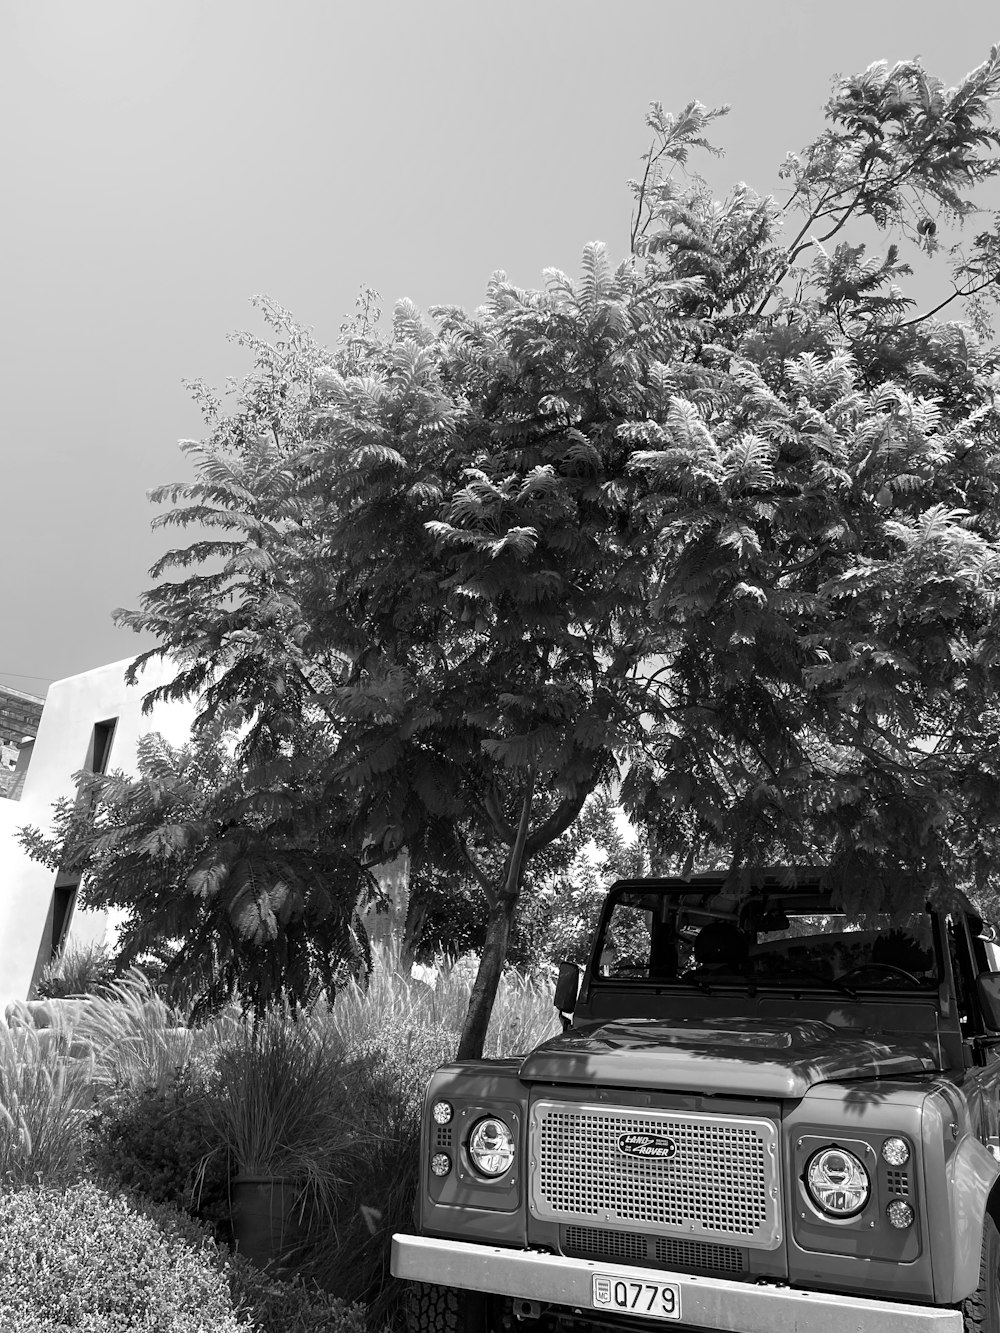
[948,915,984,1041]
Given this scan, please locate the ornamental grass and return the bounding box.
[0,1018,92,1188]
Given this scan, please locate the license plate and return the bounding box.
[592,1273,680,1321]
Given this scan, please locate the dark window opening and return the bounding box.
[87,719,117,775]
[51,879,78,959]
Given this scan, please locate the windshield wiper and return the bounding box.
[673,971,759,997]
[673,973,714,994]
[766,962,858,1000]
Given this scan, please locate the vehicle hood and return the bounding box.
[518,1017,941,1098]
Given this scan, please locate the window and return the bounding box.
[86,719,117,774]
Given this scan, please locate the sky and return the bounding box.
[1,0,998,697]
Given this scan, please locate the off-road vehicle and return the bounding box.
[392,870,1000,1331]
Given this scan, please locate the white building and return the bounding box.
[0,658,197,1008]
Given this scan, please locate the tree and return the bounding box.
[115,262,677,1058]
[407,790,644,970]
[618,52,1000,909]
[19,724,377,1015]
[32,47,1000,1054]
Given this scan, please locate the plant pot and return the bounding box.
[230,1176,304,1270]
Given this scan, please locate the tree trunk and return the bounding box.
[456,890,519,1060]
[457,769,536,1060]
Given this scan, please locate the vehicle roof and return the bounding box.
[605,870,984,924]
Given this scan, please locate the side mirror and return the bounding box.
[554,962,580,1015]
[977,974,1000,1031]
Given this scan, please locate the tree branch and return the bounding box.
[524,776,596,856]
[483,783,516,843]
[894,271,1000,330]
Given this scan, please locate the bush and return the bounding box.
[206,1010,356,1225]
[0,1183,243,1332]
[88,1066,231,1234]
[324,941,557,1062]
[229,1253,367,1333]
[35,938,116,999]
[298,1019,454,1329]
[0,1020,91,1188]
[74,969,194,1092]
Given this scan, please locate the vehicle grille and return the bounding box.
[562,1225,746,1275]
[529,1100,780,1250]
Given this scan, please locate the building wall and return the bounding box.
[0,684,44,799]
[0,657,197,1007]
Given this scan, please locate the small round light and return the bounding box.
[805,1147,870,1218]
[881,1137,910,1166]
[430,1153,451,1177]
[886,1199,914,1229]
[468,1117,515,1177]
[432,1101,453,1125]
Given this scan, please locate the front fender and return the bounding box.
[942,1134,1000,1302]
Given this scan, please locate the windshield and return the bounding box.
[595,888,940,993]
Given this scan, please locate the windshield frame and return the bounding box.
[587,878,946,1001]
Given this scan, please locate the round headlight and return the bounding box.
[881,1136,910,1166]
[432,1101,453,1125]
[468,1117,515,1177]
[805,1147,870,1218]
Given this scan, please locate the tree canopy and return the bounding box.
[25,46,1000,1052]
[20,724,377,1015]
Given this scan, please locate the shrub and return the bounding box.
[325,941,557,1062]
[206,1010,358,1229]
[229,1253,367,1333]
[298,1019,454,1329]
[0,1183,243,1332]
[35,937,116,999]
[301,950,556,1324]
[74,969,193,1092]
[0,1020,91,1188]
[88,1066,231,1234]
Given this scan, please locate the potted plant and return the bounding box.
[206,1012,353,1269]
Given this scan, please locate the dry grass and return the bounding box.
[72,970,195,1091]
[0,1019,93,1187]
[324,941,559,1060]
[35,938,116,999]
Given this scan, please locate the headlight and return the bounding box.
[468,1116,515,1177]
[805,1146,870,1217]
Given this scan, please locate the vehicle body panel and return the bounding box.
[519,1016,940,1098]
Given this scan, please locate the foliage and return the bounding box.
[88,1066,231,1234]
[511,793,644,968]
[0,1183,243,1332]
[69,969,195,1092]
[292,1012,452,1330]
[20,726,378,1017]
[405,792,642,969]
[228,1254,368,1333]
[205,1009,359,1234]
[298,949,557,1325]
[26,46,1000,1055]
[323,941,558,1061]
[35,937,116,999]
[0,1018,92,1188]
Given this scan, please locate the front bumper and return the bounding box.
[391,1234,962,1333]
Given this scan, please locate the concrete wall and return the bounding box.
[0,657,197,1007]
